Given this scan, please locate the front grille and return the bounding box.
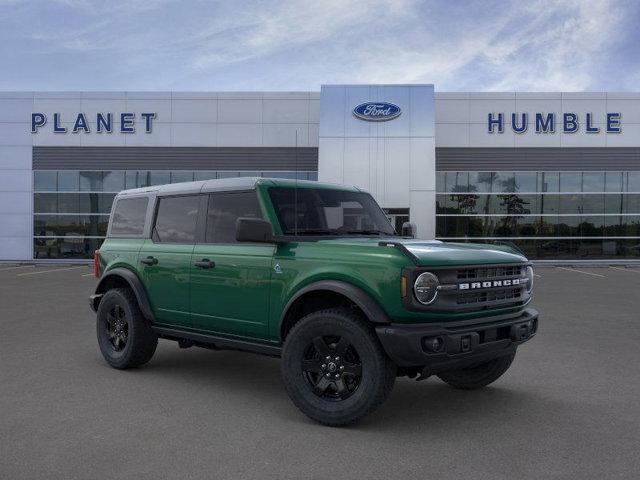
[456,287,522,305]
[457,265,523,281]
[403,262,531,312]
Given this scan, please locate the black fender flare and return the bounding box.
[94,268,155,322]
[279,280,391,333]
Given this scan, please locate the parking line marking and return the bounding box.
[82,273,95,277]
[557,267,606,278]
[0,265,34,272]
[17,266,87,277]
[534,273,542,278]
[609,266,640,274]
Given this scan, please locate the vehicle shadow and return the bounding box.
[129,343,563,432]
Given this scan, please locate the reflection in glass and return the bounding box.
[34,171,57,191]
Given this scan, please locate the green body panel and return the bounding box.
[98,178,531,346]
[190,243,275,338]
[138,239,194,327]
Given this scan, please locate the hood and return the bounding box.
[398,240,527,266]
[315,237,527,266]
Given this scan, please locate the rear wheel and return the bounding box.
[437,353,515,390]
[281,308,396,426]
[96,288,158,369]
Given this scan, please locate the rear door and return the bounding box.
[190,191,275,338]
[139,194,201,328]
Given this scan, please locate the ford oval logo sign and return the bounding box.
[353,102,401,122]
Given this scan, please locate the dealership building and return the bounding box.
[1,84,640,261]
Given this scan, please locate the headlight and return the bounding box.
[414,272,439,305]
[525,266,534,293]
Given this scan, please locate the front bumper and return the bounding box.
[376,308,538,371]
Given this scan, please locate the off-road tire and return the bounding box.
[437,352,516,390]
[281,308,396,427]
[96,288,158,369]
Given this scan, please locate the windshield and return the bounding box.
[268,187,397,236]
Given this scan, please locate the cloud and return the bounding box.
[0,0,637,91]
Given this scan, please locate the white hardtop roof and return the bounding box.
[116,177,262,197]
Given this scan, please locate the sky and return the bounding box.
[0,0,638,92]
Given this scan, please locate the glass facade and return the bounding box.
[436,171,640,260]
[33,170,318,259]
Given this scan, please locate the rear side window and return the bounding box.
[153,195,200,244]
[110,197,148,236]
[205,192,262,243]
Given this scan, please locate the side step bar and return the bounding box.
[153,326,282,358]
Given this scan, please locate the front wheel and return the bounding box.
[437,353,515,390]
[281,308,396,427]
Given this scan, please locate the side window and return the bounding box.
[206,192,262,243]
[110,197,148,236]
[153,195,200,244]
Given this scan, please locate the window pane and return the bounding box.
[539,172,559,192]
[79,171,103,192]
[149,171,170,186]
[539,216,558,236]
[540,194,559,214]
[560,172,581,192]
[446,172,468,193]
[436,172,445,192]
[514,172,537,192]
[218,171,239,179]
[79,193,100,214]
[493,172,515,192]
[581,194,604,214]
[469,172,493,193]
[623,194,640,214]
[111,197,149,236]
[34,171,57,191]
[558,216,581,236]
[194,171,217,181]
[582,172,604,192]
[58,193,80,213]
[125,171,138,189]
[34,193,57,213]
[605,172,623,192]
[170,171,194,183]
[153,195,199,243]
[308,172,318,181]
[559,194,581,214]
[206,192,263,243]
[103,171,125,192]
[604,194,623,214]
[34,237,102,260]
[58,171,79,192]
[580,216,604,236]
[627,172,640,192]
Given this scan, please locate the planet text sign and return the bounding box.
[30,112,157,134]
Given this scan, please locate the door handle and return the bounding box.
[140,256,158,265]
[194,259,215,269]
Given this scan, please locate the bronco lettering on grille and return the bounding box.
[459,279,521,290]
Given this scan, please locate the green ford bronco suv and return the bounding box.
[90,177,538,426]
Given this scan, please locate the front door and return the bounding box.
[190,191,275,338]
[139,194,201,328]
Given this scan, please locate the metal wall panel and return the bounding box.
[436,147,640,171]
[33,146,318,171]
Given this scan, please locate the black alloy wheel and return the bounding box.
[302,335,363,401]
[96,288,158,369]
[281,308,396,426]
[105,304,129,352]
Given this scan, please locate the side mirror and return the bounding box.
[401,222,416,238]
[236,217,275,243]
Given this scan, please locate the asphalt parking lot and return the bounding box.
[1,264,639,479]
